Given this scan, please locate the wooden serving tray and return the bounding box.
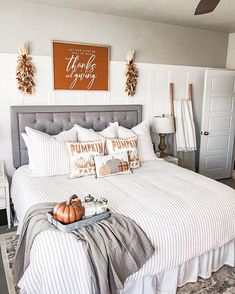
[47,210,111,233]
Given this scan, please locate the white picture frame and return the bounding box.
[0,161,5,179]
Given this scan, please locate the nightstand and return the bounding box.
[156,152,179,166]
[0,176,10,228]
[162,155,179,166]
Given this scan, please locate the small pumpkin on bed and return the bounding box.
[53,195,84,224]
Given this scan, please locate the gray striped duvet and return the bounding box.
[11,159,235,294]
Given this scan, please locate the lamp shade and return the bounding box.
[152,115,175,134]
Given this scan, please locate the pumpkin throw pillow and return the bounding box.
[94,152,131,178]
[110,121,157,162]
[106,137,140,169]
[66,140,105,178]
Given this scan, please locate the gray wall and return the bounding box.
[0,0,229,67]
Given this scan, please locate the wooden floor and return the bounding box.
[218,178,235,189]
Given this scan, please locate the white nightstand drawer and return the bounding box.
[0,186,6,197]
[0,197,6,209]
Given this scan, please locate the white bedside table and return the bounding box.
[0,165,10,228]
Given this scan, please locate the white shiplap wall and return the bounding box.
[0,53,207,176]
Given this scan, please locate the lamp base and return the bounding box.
[158,134,168,158]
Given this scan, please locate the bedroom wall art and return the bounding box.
[16,43,36,95]
[125,50,138,96]
[52,41,110,91]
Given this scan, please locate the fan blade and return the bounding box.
[194,0,220,15]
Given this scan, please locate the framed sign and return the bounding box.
[52,41,110,90]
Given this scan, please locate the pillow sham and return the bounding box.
[94,152,131,178]
[74,122,118,142]
[21,132,36,171]
[111,121,156,162]
[106,137,140,169]
[66,140,105,178]
[22,127,77,177]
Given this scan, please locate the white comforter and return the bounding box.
[11,159,235,294]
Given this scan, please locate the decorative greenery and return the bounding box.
[125,50,138,96]
[16,44,36,95]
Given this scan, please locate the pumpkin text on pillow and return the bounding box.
[106,137,140,169]
[111,121,157,162]
[95,152,131,178]
[66,140,105,178]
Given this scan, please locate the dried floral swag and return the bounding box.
[125,50,138,96]
[16,44,36,95]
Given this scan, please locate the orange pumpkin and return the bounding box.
[53,195,84,224]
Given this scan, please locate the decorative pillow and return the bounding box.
[112,121,157,162]
[74,122,118,142]
[21,132,36,171]
[94,152,131,178]
[66,140,105,178]
[22,127,77,177]
[106,137,140,169]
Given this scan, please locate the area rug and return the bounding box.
[1,231,235,294]
[0,231,19,294]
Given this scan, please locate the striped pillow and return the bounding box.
[74,122,118,142]
[22,127,77,177]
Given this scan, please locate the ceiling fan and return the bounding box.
[194,0,221,15]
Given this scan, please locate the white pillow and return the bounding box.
[22,127,77,177]
[112,121,156,162]
[94,152,131,178]
[22,132,36,171]
[74,122,118,142]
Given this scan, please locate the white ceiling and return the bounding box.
[23,0,235,33]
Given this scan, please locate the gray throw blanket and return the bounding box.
[14,203,155,294]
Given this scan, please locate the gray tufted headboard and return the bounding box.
[11,105,142,169]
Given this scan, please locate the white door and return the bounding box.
[199,69,235,179]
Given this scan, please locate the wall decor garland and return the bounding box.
[125,50,138,96]
[16,43,36,95]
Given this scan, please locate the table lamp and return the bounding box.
[152,115,175,157]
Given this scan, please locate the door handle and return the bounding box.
[204,131,209,136]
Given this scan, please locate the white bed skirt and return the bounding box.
[121,238,235,294]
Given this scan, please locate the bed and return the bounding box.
[10,105,235,294]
